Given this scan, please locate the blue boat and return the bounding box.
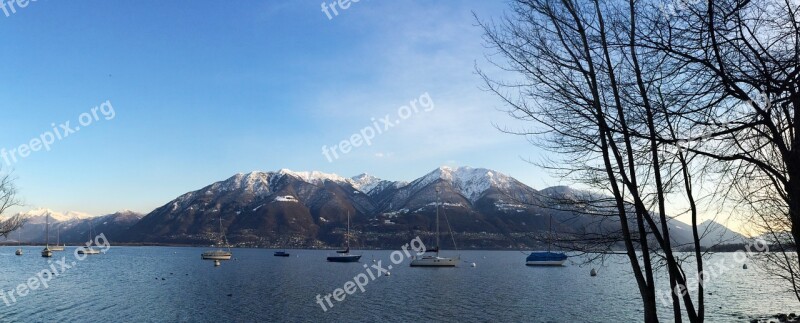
[526,252,567,266]
[526,215,567,266]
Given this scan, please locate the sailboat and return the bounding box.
[50,225,65,251]
[41,214,53,258]
[15,229,22,256]
[201,216,232,261]
[326,212,361,262]
[77,220,100,255]
[526,215,567,266]
[410,187,458,267]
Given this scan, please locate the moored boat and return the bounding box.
[78,220,101,255]
[525,252,568,266]
[526,215,567,266]
[202,250,232,260]
[41,214,53,258]
[327,212,361,263]
[15,229,23,256]
[51,226,65,251]
[410,187,458,267]
[202,216,233,262]
[78,247,101,255]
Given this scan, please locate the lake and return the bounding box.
[0,247,795,322]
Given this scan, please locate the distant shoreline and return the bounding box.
[0,242,779,252]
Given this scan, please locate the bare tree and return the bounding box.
[0,171,24,237]
[635,0,800,302]
[477,0,715,321]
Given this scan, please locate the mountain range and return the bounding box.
[2,167,747,249]
[4,209,143,244]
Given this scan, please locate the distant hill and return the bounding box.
[3,210,143,244]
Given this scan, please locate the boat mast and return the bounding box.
[45,214,50,247]
[219,216,230,250]
[436,187,440,257]
[547,215,552,253]
[346,211,351,250]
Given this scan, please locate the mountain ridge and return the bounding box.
[3,167,747,249]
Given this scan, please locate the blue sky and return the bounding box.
[0,0,562,215]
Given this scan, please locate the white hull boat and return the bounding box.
[202,216,233,262]
[525,259,567,266]
[78,247,101,255]
[410,255,458,267]
[202,250,232,260]
[411,188,458,268]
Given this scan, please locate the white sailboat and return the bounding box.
[202,216,232,261]
[410,188,458,267]
[41,214,53,258]
[15,229,22,256]
[50,225,65,251]
[77,219,100,255]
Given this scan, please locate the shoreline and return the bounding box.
[0,243,777,252]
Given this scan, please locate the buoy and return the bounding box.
[743,264,748,269]
[590,268,597,277]
[471,262,477,267]
[214,260,221,267]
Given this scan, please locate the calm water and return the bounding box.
[0,247,795,322]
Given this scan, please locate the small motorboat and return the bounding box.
[274,251,290,257]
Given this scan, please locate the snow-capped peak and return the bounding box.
[414,166,515,202]
[351,173,384,194]
[278,169,349,185]
[15,208,95,222]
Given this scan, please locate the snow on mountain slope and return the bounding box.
[350,173,384,194]
[410,166,515,203]
[16,208,95,223]
[278,169,349,185]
